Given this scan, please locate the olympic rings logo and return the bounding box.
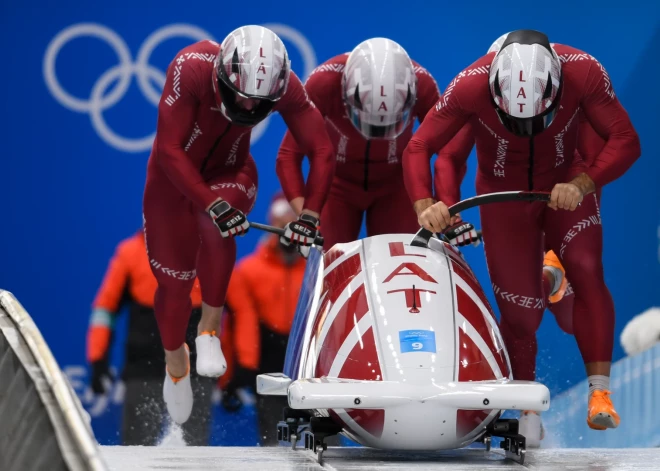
[43,23,317,153]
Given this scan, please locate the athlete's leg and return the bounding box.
[480,201,545,381]
[320,179,366,249]
[542,245,574,335]
[548,287,575,335]
[194,159,258,377]
[480,201,547,447]
[547,191,600,337]
[545,194,613,374]
[143,180,199,378]
[143,177,200,424]
[366,177,419,236]
[196,160,258,325]
[541,191,602,335]
[544,193,618,429]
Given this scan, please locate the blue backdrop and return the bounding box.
[0,0,658,445]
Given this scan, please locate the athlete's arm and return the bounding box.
[154,57,219,211]
[413,66,473,209]
[577,57,641,191]
[403,74,473,214]
[276,131,307,214]
[433,124,474,207]
[277,73,335,216]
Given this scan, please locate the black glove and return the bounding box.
[209,200,249,238]
[280,214,320,258]
[442,221,480,247]
[90,360,113,395]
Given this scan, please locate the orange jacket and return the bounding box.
[225,236,306,370]
[87,230,202,363]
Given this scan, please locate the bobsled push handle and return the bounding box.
[249,221,325,247]
[410,191,551,248]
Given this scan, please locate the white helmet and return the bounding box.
[342,38,417,139]
[214,25,291,126]
[487,32,510,54]
[488,30,563,137]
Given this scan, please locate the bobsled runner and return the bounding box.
[255,191,552,465]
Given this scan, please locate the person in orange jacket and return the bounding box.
[224,192,306,445]
[86,229,216,445]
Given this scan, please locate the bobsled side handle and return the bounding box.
[410,228,434,247]
[448,191,551,216]
[410,191,550,247]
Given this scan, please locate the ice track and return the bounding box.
[101,446,660,470]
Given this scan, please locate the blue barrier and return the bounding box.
[544,342,660,448]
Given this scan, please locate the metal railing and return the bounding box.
[0,290,107,471]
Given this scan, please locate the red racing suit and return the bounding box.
[277,54,470,250]
[545,113,608,336]
[403,44,641,380]
[436,111,609,332]
[143,40,334,351]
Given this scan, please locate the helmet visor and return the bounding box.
[217,74,276,126]
[494,107,559,137]
[346,104,412,140]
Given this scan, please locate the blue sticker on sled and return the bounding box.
[399,330,436,353]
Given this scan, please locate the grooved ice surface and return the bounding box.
[101,447,660,470]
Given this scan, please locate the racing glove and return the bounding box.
[280,213,320,259]
[90,359,113,395]
[442,221,480,247]
[209,200,249,238]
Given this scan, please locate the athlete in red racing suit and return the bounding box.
[435,86,613,445]
[143,27,334,424]
[435,36,608,344]
[277,38,473,250]
[436,76,610,326]
[403,31,640,430]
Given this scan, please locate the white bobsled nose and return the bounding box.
[519,411,543,448]
[163,350,193,425]
[620,307,660,356]
[195,333,227,377]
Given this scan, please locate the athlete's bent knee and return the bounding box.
[563,254,604,282]
[500,309,543,340]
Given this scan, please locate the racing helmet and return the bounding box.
[214,25,291,127]
[488,30,563,137]
[487,32,510,54]
[342,38,417,140]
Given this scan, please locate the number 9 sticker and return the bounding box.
[399,330,437,353]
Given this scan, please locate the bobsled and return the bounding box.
[256,192,552,465]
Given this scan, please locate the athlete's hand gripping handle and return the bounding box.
[411,191,551,247]
[280,214,321,259]
[209,200,250,238]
